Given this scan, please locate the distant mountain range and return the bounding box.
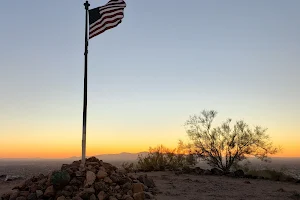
[0,152,149,162]
[66,152,149,162]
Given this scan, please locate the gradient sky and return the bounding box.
[0,0,299,158]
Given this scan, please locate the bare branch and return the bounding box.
[184,110,279,172]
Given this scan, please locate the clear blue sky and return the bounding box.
[0,0,299,157]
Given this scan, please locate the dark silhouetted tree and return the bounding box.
[184,110,279,172]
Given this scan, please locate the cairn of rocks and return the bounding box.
[1,157,157,200]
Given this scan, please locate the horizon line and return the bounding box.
[1,154,299,160]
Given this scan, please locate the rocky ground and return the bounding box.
[1,160,300,200]
[145,171,300,200]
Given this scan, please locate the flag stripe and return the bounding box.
[89,20,122,39]
[90,7,125,27]
[99,0,125,9]
[99,3,126,12]
[90,10,124,31]
[88,0,126,39]
[90,17,123,38]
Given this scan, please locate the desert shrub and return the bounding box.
[137,145,197,171]
[121,162,136,173]
[50,170,71,189]
[184,110,279,172]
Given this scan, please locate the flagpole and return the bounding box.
[82,1,90,166]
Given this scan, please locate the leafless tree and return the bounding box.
[184,110,279,172]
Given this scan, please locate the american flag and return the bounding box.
[89,0,126,39]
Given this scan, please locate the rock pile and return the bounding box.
[1,157,157,200]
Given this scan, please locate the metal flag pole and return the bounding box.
[82,1,90,166]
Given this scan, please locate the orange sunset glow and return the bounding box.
[1,125,299,158]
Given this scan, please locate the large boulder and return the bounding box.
[84,171,96,187]
[96,170,108,179]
